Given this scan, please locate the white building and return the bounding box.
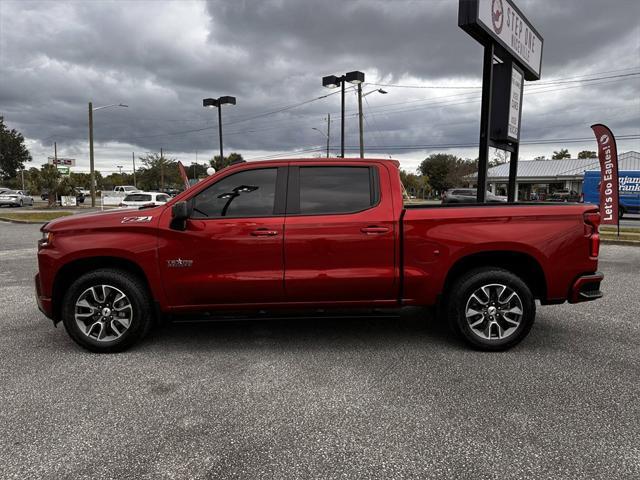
[480,151,640,201]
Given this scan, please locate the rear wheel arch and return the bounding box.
[441,250,547,303]
[52,256,156,323]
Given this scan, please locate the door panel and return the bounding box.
[283,164,397,303]
[158,216,284,307]
[157,166,286,308]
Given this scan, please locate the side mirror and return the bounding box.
[170,200,192,231]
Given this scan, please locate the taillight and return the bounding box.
[584,211,601,258]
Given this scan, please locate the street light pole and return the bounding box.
[203,96,236,163]
[322,71,364,158]
[340,80,345,158]
[326,114,330,158]
[88,102,128,207]
[358,88,387,159]
[217,104,223,161]
[89,102,94,206]
[357,83,363,158]
[132,152,136,188]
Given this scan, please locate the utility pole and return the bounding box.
[88,102,96,207]
[357,84,364,158]
[340,80,345,158]
[160,147,164,191]
[326,114,331,158]
[54,141,59,205]
[132,152,136,188]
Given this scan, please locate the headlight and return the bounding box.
[38,231,54,249]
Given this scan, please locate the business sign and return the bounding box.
[459,0,543,80]
[619,175,640,195]
[508,66,523,139]
[591,124,619,225]
[48,157,76,166]
[490,63,524,142]
[57,166,70,176]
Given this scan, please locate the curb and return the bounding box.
[0,217,49,224]
[601,239,640,247]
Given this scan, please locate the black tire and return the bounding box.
[447,268,536,351]
[61,269,153,353]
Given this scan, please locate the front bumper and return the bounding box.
[569,272,604,303]
[34,273,53,319]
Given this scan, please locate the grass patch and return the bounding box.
[0,211,74,222]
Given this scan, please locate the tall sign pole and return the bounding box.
[477,43,494,203]
[459,0,543,202]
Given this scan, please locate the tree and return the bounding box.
[399,169,431,198]
[69,172,93,189]
[0,116,32,180]
[418,153,476,194]
[210,152,244,172]
[533,156,546,161]
[27,164,76,206]
[578,150,597,159]
[552,149,571,159]
[136,152,180,191]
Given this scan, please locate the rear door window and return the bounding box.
[295,166,377,215]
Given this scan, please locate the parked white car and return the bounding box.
[113,185,140,194]
[119,192,171,208]
[0,190,34,207]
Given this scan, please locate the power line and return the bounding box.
[368,68,640,90]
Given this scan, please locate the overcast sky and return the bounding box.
[1,0,639,174]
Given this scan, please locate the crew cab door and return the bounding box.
[157,166,287,308]
[283,163,397,303]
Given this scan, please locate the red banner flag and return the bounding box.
[177,161,190,190]
[590,124,619,227]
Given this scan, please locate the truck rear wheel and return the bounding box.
[447,268,535,351]
[61,269,152,353]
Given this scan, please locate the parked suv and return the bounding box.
[442,188,507,203]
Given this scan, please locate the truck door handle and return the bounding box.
[361,226,389,234]
[251,228,279,237]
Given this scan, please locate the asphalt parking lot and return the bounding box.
[1,222,638,480]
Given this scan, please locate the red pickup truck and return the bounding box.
[35,158,603,352]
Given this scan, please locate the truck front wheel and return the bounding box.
[447,268,536,351]
[61,269,152,353]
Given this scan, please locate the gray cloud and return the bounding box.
[0,0,638,173]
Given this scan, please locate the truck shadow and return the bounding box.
[145,307,464,352]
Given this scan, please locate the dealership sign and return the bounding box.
[490,63,524,142]
[459,0,544,80]
[48,157,76,166]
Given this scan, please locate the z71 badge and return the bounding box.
[121,216,153,224]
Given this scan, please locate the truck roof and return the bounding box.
[229,157,401,168]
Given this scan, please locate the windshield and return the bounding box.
[124,194,151,202]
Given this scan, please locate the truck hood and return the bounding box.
[44,206,166,232]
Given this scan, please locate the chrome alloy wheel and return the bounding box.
[464,283,524,341]
[74,285,133,342]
